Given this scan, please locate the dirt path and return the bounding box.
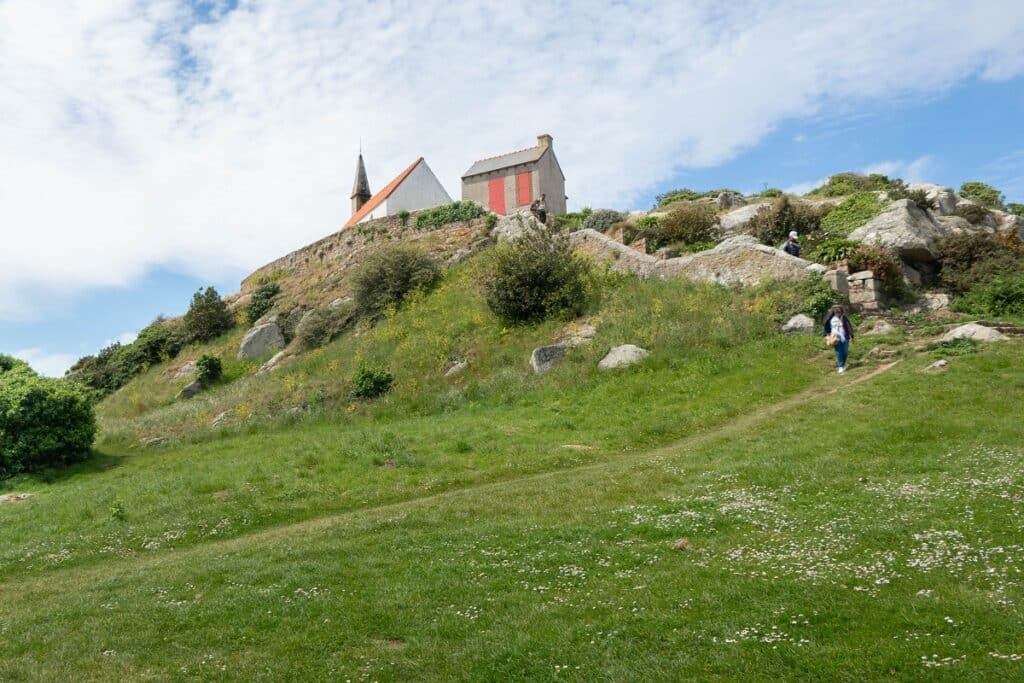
[0,360,902,592]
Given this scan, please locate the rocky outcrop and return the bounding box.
[782,314,815,334]
[848,199,947,262]
[908,183,958,215]
[719,203,767,236]
[940,323,1008,343]
[598,344,649,369]
[177,379,202,399]
[569,230,659,278]
[238,322,285,360]
[257,351,288,374]
[717,191,747,210]
[864,319,896,336]
[492,210,542,243]
[530,345,566,374]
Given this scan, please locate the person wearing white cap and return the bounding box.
[782,231,801,257]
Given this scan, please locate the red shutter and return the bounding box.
[517,172,532,206]
[488,178,506,214]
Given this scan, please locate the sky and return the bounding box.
[2,0,1024,376]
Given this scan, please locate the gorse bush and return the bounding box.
[819,192,886,237]
[246,282,281,325]
[294,301,358,351]
[183,287,234,344]
[953,203,992,225]
[654,203,720,249]
[414,201,487,230]
[807,238,862,265]
[952,273,1024,318]
[937,232,1024,296]
[746,197,827,247]
[808,172,900,197]
[0,356,95,478]
[959,181,1005,210]
[482,224,595,325]
[580,209,624,234]
[351,363,393,399]
[195,355,223,386]
[552,208,592,232]
[352,245,441,317]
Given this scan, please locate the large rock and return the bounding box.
[598,344,649,369]
[864,319,897,336]
[492,210,542,243]
[238,322,285,360]
[719,203,768,236]
[177,379,202,399]
[848,199,948,262]
[530,344,566,374]
[782,314,815,334]
[991,210,1024,233]
[569,229,658,278]
[717,191,747,210]
[908,183,958,216]
[940,323,1008,343]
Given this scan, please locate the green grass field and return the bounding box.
[1,271,1022,680]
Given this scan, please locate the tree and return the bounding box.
[182,287,235,344]
[959,181,1006,210]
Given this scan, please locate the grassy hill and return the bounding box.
[2,251,1023,680]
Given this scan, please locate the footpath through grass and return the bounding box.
[1,345,1022,680]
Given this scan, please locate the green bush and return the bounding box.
[937,232,1024,297]
[398,209,410,226]
[746,197,827,246]
[580,209,624,234]
[183,287,234,344]
[808,172,899,197]
[654,203,720,249]
[66,319,185,398]
[757,188,784,198]
[0,357,96,478]
[1007,203,1024,217]
[959,181,1005,210]
[351,363,393,399]
[195,355,223,386]
[352,245,441,317]
[414,201,487,230]
[792,275,845,321]
[482,224,595,325]
[245,282,281,325]
[953,203,992,225]
[654,188,738,208]
[819,192,886,237]
[848,243,905,296]
[294,302,358,351]
[952,273,1024,317]
[807,238,862,264]
[551,208,592,232]
[635,215,659,231]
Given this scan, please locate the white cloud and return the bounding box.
[784,177,829,196]
[12,348,78,378]
[2,1,1024,321]
[103,331,139,348]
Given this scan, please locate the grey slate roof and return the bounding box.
[462,145,545,179]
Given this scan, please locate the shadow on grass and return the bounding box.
[1,450,125,491]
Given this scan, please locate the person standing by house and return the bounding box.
[822,304,854,373]
[782,231,801,257]
[535,194,548,225]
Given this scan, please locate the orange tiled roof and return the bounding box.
[343,157,423,229]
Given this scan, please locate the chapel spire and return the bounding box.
[351,152,371,214]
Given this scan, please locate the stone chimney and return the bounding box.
[537,133,553,149]
[351,153,371,214]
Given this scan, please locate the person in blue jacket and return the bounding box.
[822,304,854,373]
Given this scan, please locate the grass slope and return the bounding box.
[0,347,1022,680]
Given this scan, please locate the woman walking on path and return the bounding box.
[823,305,854,373]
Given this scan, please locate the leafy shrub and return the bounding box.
[928,337,978,356]
[959,181,1005,210]
[183,287,234,344]
[66,319,185,398]
[654,187,738,207]
[552,208,592,232]
[635,215,659,231]
[653,203,720,249]
[819,192,886,237]
[195,355,223,386]
[809,172,900,197]
[482,224,595,324]
[0,358,96,477]
[952,272,1024,317]
[294,302,358,351]
[906,188,936,212]
[953,203,991,225]
[352,245,441,317]
[807,238,862,264]
[351,363,393,399]
[245,282,281,325]
[580,209,624,233]
[936,232,1016,295]
[414,201,487,230]
[848,243,905,296]
[398,209,410,226]
[794,275,845,321]
[757,188,784,198]
[746,197,827,246]
[1007,203,1024,217]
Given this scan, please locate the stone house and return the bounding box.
[461,134,566,217]
[345,155,452,228]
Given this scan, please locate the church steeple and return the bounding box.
[351,152,371,214]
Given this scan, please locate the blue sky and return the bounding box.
[2,1,1024,376]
